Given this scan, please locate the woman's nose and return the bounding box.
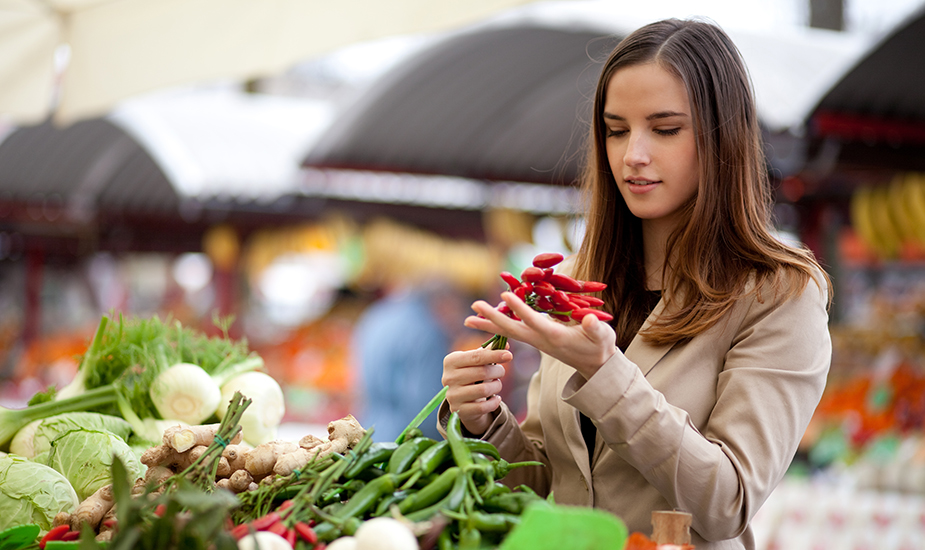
[624,134,650,166]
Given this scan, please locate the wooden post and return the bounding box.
[652,510,692,545]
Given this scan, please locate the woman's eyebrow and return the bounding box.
[602,111,689,121]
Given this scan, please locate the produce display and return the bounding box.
[0,254,673,549]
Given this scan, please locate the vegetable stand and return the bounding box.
[0,255,674,549]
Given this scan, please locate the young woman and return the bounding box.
[439,18,832,550]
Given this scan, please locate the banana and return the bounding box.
[876,186,904,257]
[904,172,925,247]
[888,173,916,243]
[851,186,882,257]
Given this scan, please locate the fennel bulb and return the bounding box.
[216,371,284,446]
[150,363,222,425]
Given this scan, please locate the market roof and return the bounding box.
[301,2,870,185]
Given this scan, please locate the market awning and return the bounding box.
[301,3,868,185]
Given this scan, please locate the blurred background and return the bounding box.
[2,0,925,547]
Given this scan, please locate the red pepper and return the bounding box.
[581,281,607,292]
[154,503,167,517]
[550,291,574,310]
[497,302,513,317]
[102,518,118,530]
[499,271,520,290]
[569,296,590,308]
[578,295,605,307]
[520,266,546,283]
[295,522,318,544]
[40,525,71,549]
[285,527,297,547]
[59,531,80,542]
[532,252,564,268]
[551,313,571,322]
[548,273,583,293]
[266,521,288,537]
[252,512,282,531]
[532,281,555,297]
[572,308,614,321]
[230,523,252,540]
[535,296,554,311]
[278,499,295,511]
[513,284,529,301]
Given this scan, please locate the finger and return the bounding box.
[581,313,610,343]
[456,394,502,418]
[444,348,512,369]
[442,363,506,387]
[450,378,503,403]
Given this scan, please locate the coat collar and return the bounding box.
[625,292,677,376]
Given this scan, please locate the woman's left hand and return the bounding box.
[465,291,619,380]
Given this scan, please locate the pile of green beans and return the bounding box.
[240,412,545,549]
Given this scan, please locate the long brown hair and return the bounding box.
[574,18,831,346]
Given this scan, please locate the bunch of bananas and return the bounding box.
[850,172,925,259]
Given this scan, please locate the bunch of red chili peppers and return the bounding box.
[483,252,612,350]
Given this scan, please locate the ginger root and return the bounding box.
[245,440,300,477]
[73,484,114,531]
[163,423,242,453]
[273,415,365,476]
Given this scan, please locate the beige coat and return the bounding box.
[439,269,831,549]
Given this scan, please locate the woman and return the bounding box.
[439,18,832,550]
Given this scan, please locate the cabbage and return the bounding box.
[40,428,144,501]
[0,455,79,531]
[10,412,133,458]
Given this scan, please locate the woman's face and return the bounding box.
[603,62,699,235]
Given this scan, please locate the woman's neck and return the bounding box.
[641,218,675,291]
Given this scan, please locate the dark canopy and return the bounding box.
[303,25,617,185]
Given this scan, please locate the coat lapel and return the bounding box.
[625,295,676,376]
[557,365,594,483]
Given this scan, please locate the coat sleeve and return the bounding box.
[562,273,831,541]
[436,355,554,495]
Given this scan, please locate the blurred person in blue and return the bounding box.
[353,279,470,441]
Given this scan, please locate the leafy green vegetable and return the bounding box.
[0,524,40,550]
[39,428,144,501]
[1,313,263,450]
[10,412,133,459]
[0,455,79,532]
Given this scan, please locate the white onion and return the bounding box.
[149,363,221,425]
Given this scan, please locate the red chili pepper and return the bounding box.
[154,503,167,517]
[230,523,252,540]
[40,525,71,549]
[499,271,520,290]
[295,522,318,544]
[548,273,583,293]
[520,266,546,283]
[578,295,605,307]
[59,531,80,542]
[497,302,513,317]
[513,285,529,301]
[535,296,554,311]
[569,296,590,308]
[572,308,614,321]
[267,521,288,537]
[532,252,564,268]
[102,518,118,530]
[550,291,574,310]
[581,281,607,292]
[532,281,555,296]
[285,527,297,547]
[252,512,282,531]
[278,499,295,511]
[551,313,571,322]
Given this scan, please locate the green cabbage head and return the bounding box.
[0,454,79,531]
[40,428,144,501]
[10,412,133,459]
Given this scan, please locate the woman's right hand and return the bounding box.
[442,346,511,436]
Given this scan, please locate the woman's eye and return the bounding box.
[654,128,681,136]
[606,128,627,138]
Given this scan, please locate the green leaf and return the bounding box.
[0,524,39,550]
[499,502,628,550]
